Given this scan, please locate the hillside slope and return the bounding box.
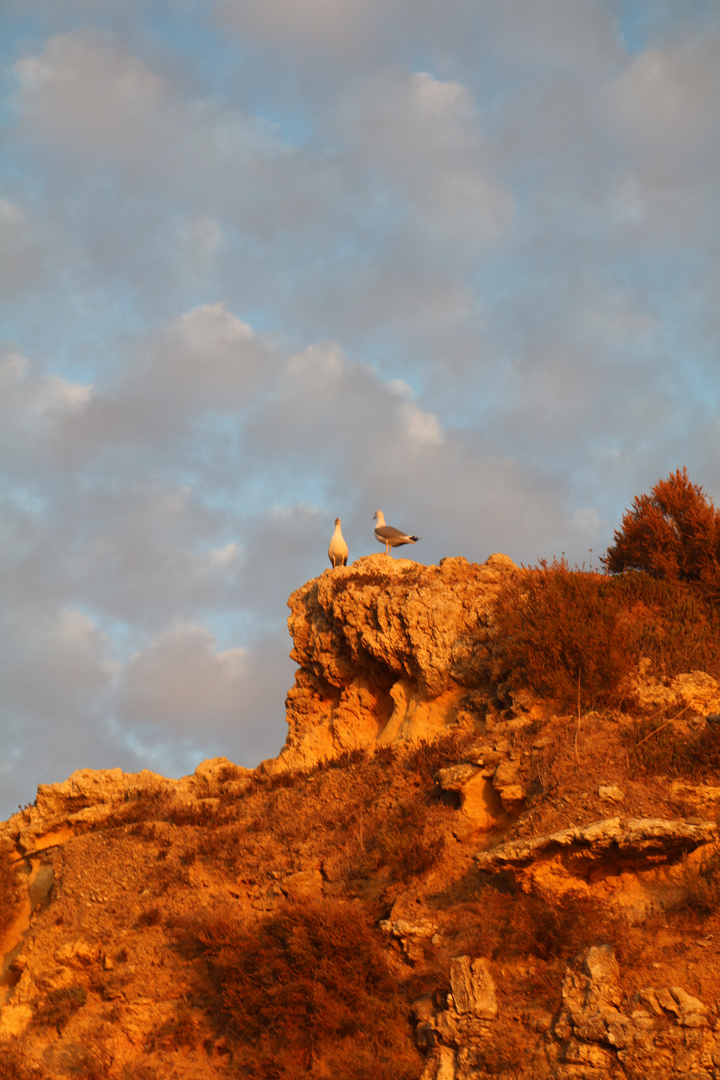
[3,554,720,1079]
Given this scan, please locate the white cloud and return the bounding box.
[116,622,248,733]
[606,37,720,158]
[339,69,512,246]
[0,604,114,719]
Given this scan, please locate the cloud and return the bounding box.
[46,303,279,463]
[116,622,248,734]
[0,605,114,720]
[338,69,513,247]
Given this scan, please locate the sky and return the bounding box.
[1,0,720,819]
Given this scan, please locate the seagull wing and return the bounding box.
[374,525,412,541]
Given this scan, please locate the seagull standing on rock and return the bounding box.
[373,511,420,556]
[328,518,349,568]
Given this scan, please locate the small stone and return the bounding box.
[669,986,709,1015]
[436,764,480,790]
[598,784,624,803]
[681,1013,708,1028]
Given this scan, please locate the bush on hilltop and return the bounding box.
[603,467,720,591]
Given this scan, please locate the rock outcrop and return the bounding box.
[417,946,720,1080]
[474,817,719,914]
[282,552,518,770]
[628,659,720,716]
[0,758,251,860]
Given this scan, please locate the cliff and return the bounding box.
[282,553,518,769]
[2,554,720,1080]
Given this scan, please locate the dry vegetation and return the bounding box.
[491,560,720,713]
[492,469,720,713]
[178,899,422,1080]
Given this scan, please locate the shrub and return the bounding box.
[603,467,720,591]
[36,986,87,1033]
[354,799,445,883]
[451,886,620,964]
[492,559,720,711]
[0,1046,50,1080]
[492,559,634,710]
[179,898,421,1080]
[679,852,720,916]
[135,903,163,927]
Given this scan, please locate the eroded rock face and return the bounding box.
[474,818,719,877]
[474,817,720,915]
[418,947,720,1080]
[282,553,518,770]
[0,757,251,858]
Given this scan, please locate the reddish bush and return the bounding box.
[492,560,635,710]
[452,887,618,964]
[180,899,421,1080]
[492,559,720,711]
[603,468,720,591]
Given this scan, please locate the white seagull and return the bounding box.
[373,511,420,556]
[328,517,349,568]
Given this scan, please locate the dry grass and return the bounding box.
[35,985,87,1033]
[623,715,720,779]
[447,886,622,965]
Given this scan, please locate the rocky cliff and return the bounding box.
[282,552,518,769]
[3,554,720,1080]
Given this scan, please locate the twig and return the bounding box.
[629,705,691,752]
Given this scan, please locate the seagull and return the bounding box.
[373,511,420,556]
[328,517,349,567]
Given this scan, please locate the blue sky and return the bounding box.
[1,0,720,817]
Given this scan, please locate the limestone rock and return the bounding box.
[282,553,518,769]
[474,816,718,875]
[0,1004,33,1038]
[628,659,720,714]
[420,1046,456,1080]
[380,917,439,962]
[281,868,324,900]
[449,957,498,1020]
[54,940,100,968]
[0,756,249,857]
[598,783,625,803]
[436,764,480,790]
[547,948,720,1079]
[670,780,720,816]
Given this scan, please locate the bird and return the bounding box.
[373,510,420,556]
[328,517,349,567]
